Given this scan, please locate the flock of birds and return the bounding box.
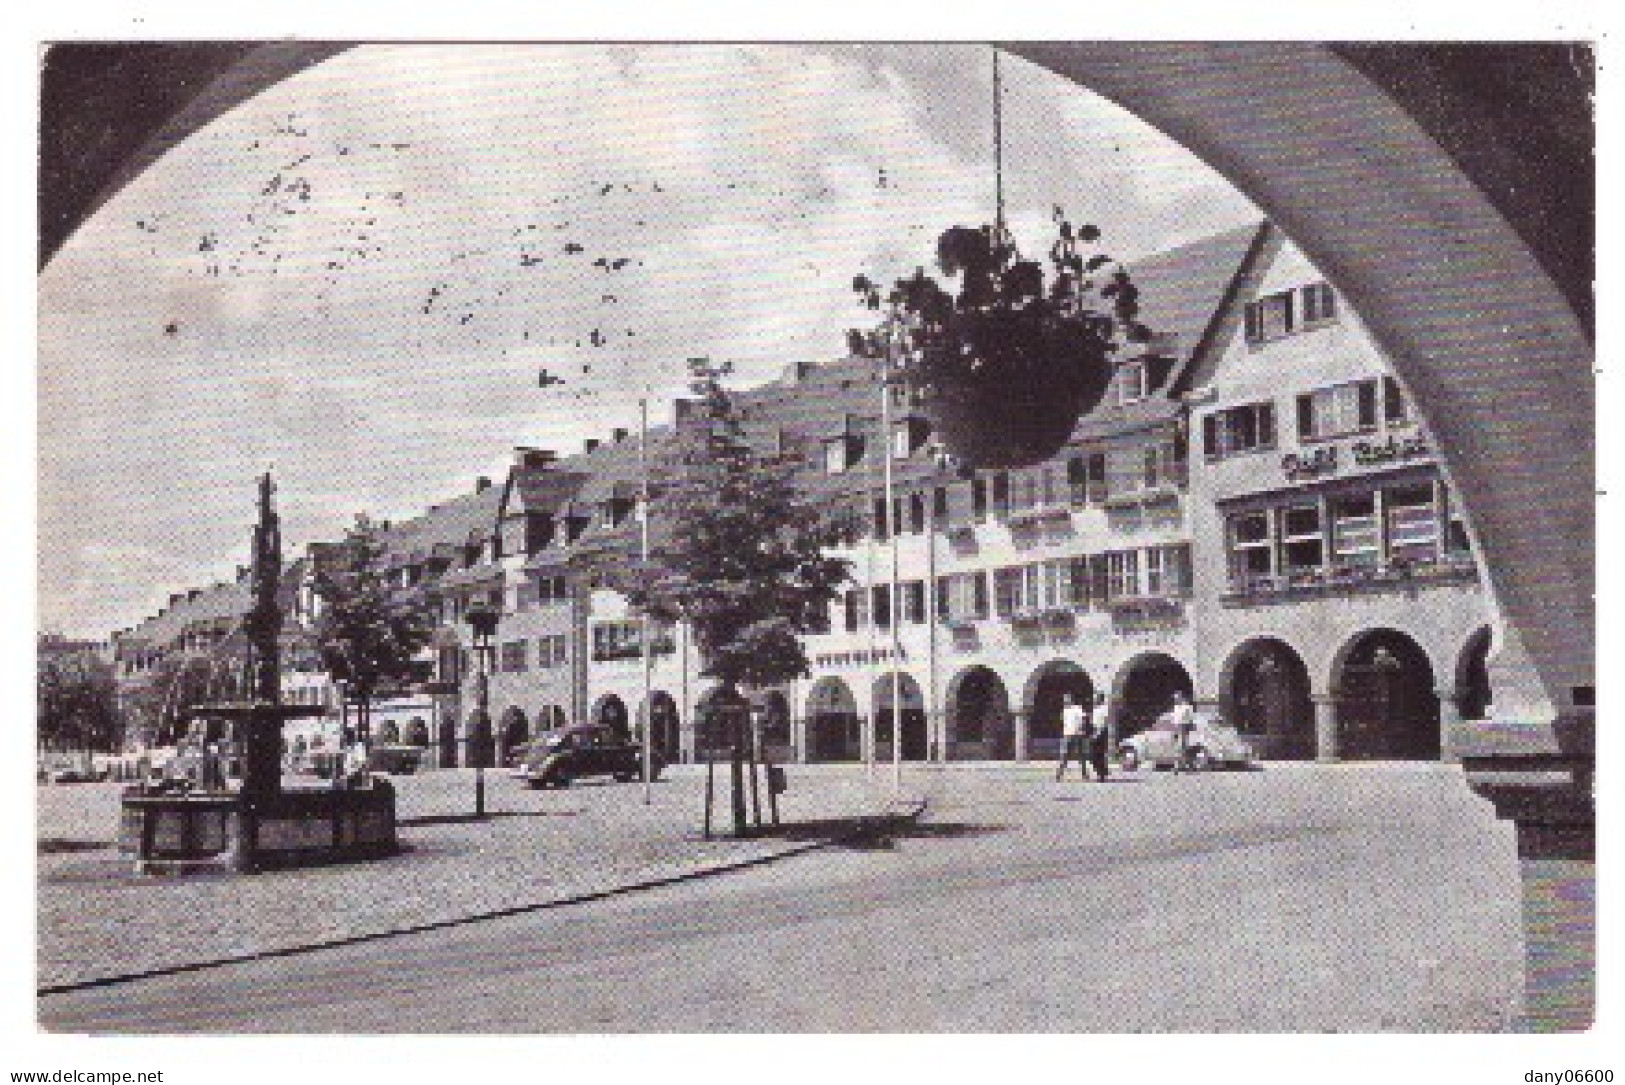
[136,109,918,404]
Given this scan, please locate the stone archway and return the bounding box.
[638,691,681,763]
[804,677,860,763]
[592,694,629,739]
[1333,629,1440,760]
[1220,638,1314,760]
[946,666,1013,761]
[1456,626,1495,722]
[871,672,928,762]
[1022,660,1094,762]
[1113,653,1194,740]
[404,717,430,747]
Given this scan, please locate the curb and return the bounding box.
[38,795,928,999]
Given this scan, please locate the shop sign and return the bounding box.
[1281,445,1338,481]
[1352,433,1430,466]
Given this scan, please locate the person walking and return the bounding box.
[1168,690,1196,773]
[1055,693,1090,781]
[1088,690,1111,782]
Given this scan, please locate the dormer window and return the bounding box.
[1114,360,1150,405]
[1246,281,1337,345]
[890,416,930,459]
[824,434,864,474]
[524,513,555,556]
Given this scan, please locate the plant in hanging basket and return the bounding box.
[850,210,1152,470]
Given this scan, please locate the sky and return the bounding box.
[37,43,1261,640]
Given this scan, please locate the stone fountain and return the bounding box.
[118,475,398,873]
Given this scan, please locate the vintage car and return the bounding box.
[1116,711,1256,772]
[515,724,664,788]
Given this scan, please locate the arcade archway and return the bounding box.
[1023,660,1094,761]
[1456,626,1494,722]
[947,666,1013,760]
[872,673,928,761]
[1333,630,1440,760]
[1114,653,1194,739]
[592,694,629,738]
[1221,639,1314,760]
[804,677,860,763]
[639,691,681,763]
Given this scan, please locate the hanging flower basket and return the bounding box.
[852,212,1151,471]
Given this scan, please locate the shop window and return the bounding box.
[1330,494,1380,568]
[1280,504,1324,574]
[1385,485,1439,564]
[1298,380,1379,441]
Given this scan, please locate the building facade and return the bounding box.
[109,221,1497,771]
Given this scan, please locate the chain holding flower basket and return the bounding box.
[850,208,1152,470]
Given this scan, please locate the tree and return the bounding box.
[310,514,436,749]
[621,358,854,832]
[37,642,120,753]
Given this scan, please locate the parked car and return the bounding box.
[516,724,663,788]
[1117,711,1256,772]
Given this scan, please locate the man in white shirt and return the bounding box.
[1055,693,1090,781]
[1168,690,1196,774]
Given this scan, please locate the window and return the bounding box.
[1383,375,1412,425]
[932,486,949,525]
[824,435,863,474]
[1229,511,1275,585]
[992,472,1011,518]
[1280,504,1324,574]
[537,635,568,669]
[908,493,926,534]
[525,513,554,555]
[591,621,674,662]
[500,640,529,674]
[1039,559,1074,609]
[873,497,890,541]
[936,572,990,622]
[1066,452,1108,505]
[1105,551,1141,599]
[1330,494,1380,568]
[1298,380,1378,441]
[1114,359,1150,404]
[1244,290,1295,344]
[870,585,892,630]
[1203,402,1277,458]
[843,589,865,633]
[903,580,926,624]
[971,477,989,521]
[1301,282,1337,325]
[1385,485,1438,564]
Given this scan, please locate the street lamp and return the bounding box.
[465,601,499,819]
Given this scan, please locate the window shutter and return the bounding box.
[1296,394,1314,439]
[972,572,989,619]
[1358,381,1378,429]
[1282,290,1295,333]
[1244,301,1260,343]
[1202,415,1219,458]
[935,576,949,620]
[1260,403,1276,447]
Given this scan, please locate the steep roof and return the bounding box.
[381,483,504,565]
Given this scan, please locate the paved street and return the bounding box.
[39,762,1523,1032]
[36,764,912,990]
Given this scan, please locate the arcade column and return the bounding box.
[1312,692,1339,763]
[1434,686,1464,763]
[1012,708,1029,762]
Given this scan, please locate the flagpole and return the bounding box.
[884,322,903,792]
[639,395,654,806]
